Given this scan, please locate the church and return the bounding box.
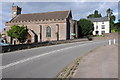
[2,5,78,44]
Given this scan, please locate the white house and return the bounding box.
[88,17,110,35]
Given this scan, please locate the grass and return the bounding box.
[94,35,105,37]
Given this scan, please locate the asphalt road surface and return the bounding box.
[1,40,111,78]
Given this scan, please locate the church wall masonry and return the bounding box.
[2,5,78,44]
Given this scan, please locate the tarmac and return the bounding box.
[73,44,118,78]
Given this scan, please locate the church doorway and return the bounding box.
[27,33,32,43]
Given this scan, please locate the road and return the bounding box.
[1,40,110,78]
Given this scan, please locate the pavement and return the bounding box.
[73,44,118,78]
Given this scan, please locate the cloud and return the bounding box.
[1,2,118,32]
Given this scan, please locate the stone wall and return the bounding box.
[1,38,88,53]
[93,32,118,40]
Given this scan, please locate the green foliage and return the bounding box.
[0,33,1,38]
[106,8,116,32]
[87,10,102,18]
[106,8,113,17]
[118,19,120,22]
[7,25,27,43]
[78,19,94,37]
[110,15,116,22]
[113,22,120,32]
[95,35,105,37]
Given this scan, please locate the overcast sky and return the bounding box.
[0,2,119,32]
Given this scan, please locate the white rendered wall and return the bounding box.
[93,21,109,35]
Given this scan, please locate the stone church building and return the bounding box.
[2,5,78,44]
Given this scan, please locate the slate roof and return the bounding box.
[10,10,70,22]
[88,17,109,22]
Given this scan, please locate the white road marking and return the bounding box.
[1,44,87,70]
[1,40,107,70]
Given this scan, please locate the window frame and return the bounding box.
[46,26,51,37]
[101,25,105,29]
[101,31,105,34]
[96,25,98,29]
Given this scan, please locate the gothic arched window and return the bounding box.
[46,26,51,37]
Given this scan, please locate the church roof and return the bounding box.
[10,10,70,22]
[88,17,109,22]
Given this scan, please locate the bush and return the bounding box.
[77,19,94,38]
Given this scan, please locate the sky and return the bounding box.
[0,1,119,32]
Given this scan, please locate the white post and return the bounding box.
[109,40,111,45]
[113,39,116,44]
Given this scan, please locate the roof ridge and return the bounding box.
[10,10,70,22]
[21,10,69,15]
[88,16,108,19]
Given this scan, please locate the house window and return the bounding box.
[96,26,98,29]
[101,31,105,34]
[46,26,51,37]
[101,25,105,29]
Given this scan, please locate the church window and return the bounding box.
[46,26,51,37]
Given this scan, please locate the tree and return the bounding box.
[0,33,1,38]
[106,8,113,18]
[7,25,27,44]
[113,21,120,32]
[78,19,94,38]
[118,19,120,22]
[106,8,116,32]
[87,10,102,18]
[110,15,116,22]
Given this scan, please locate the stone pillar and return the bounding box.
[38,25,42,42]
[75,21,78,38]
[70,20,73,39]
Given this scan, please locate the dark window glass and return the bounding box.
[96,26,98,29]
[101,25,105,29]
[101,31,105,34]
[46,26,51,37]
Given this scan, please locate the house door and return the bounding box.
[95,31,99,35]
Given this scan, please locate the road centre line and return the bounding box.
[1,44,87,70]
